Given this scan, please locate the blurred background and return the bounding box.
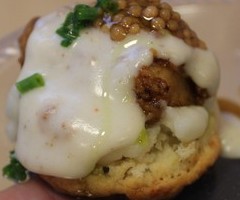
[0,0,82,39]
[0,0,239,194]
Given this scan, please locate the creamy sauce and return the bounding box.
[185,49,220,95]
[6,7,220,179]
[162,106,209,143]
[219,99,240,159]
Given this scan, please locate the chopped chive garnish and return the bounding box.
[16,73,45,94]
[56,0,119,47]
[96,0,118,13]
[137,128,149,145]
[3,151,28,182]
[74,5,99,21]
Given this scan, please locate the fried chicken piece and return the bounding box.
[135,59,201,125]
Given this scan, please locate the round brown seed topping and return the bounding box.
[183,29,192,38]
[110,24,127,41]
[159,9,171,21]
[113,13,125,22]
[167,20,179,31]
[160,2,172,10]
[97,0,206,49]
[129,23,141,34]
[117,0,127,9]
[171,11,181,21]
[120,16,136,28]
[142,6,159,19]
[128,5,142,17]
[151,17,166,30]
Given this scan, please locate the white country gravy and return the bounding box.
[6,7,219,178]
[219,99,240,159]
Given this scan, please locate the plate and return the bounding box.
[0,1,240,199]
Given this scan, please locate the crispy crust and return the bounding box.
[18,17,39,66]
[134,59,199,125]
[40,130,220,200]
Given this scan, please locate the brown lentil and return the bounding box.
[183,29,192,38]
[151,17,166,30]
[129,23,141,34]
[112,13,124,22]
[159,9,172,21]
[175,30,184,39]
[128,1,139,6]
[167,20,179,31]
[128,5,142,17]
[148,0,162,6]
[117,0,127,10]
[95,0,206,49]
[142,6,159,19]
[185,38,192,47]
[120,16,135,28]
[191,31,197,38]
[192,38,200,48]
[160,2,172,10]
[171,11,181,21]
[110,24,127,41]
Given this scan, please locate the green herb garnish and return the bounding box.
[96,0,118,13]
[74,5,99,21]
[3,151,28,182]
[56,6,97,47]
[16,73,45,95]
[137,128,149,145]
[56,0,119,47]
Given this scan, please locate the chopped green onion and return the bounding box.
[96,0,118,13]
[74,5,99,21]
[137,128,149,145]
[16,73,45,94]
[56,7,97,47]
[2,151,28,182]
[56,0,119,47]
[56,12,80,47]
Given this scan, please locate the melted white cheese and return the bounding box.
[185,49,220,95]
[220,112,240,158]
[162,106,209,142]
[6,7,220,178]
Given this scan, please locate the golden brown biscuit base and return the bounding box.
[40,131,220,200]
[18,17,39,66]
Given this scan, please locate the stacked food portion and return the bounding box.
[6,0,220,199]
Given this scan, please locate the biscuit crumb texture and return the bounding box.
[41,127,220,200]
